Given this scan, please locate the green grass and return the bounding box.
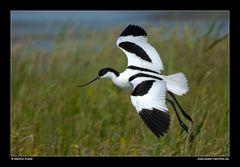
[11,23,229,156]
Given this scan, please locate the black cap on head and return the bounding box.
[78,68,119,88]
[98,68,119,77]
[119,24,147,37]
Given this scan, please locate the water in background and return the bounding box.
[11,11,229,52]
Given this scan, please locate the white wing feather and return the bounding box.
[130,78,168,113]
[117,35,164,73]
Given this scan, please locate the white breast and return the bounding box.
[112,69,137,90]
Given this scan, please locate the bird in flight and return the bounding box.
[79,24,193,138]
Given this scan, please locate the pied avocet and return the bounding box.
[79,25,193,138]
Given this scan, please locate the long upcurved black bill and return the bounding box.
[77,76,99,87]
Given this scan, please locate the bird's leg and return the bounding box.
[166,98,189,134]
[168,91,193,123]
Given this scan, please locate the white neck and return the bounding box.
[111,70,134,90]
[101,72,117,80]
[103,73,129,89]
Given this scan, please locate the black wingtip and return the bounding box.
[139,108,170,138]
[119,24,147,37]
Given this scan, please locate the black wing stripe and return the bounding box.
[127,65,160,75]
[131,80,155,96]
[139,108,170,138]
[129,73,163,82]
[119,42,152,62]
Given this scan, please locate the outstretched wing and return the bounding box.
[116,25,164,73]
[130,77,170,138]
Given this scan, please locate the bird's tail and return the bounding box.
[162,72,189,96]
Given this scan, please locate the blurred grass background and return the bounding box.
[11,21,229,156]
